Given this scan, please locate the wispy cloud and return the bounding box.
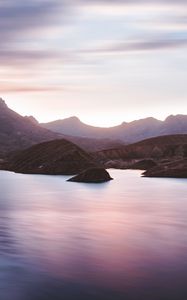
[77,0,187,5]
[0,1,63,43]
[0,0,187,64]
[0,85,64,94]
[79,37,187,55]
[1,0,187,105]
[0,49,63,67]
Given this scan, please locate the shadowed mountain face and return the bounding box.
[4,139,98,175]
[91,134,187,175]
[66,135,124,153]
[41,115,187,143]
[143,159,187,178]
[94,135,187,162]
[92,134,187,178]
[0,98,61,157]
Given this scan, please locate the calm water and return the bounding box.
[0,169,187,300]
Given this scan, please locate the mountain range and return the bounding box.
[0,98,123,156]
[1,97,187,157]
[1,97,187,178]
[41,114,187,143]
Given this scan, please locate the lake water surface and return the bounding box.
[0,169,187,300]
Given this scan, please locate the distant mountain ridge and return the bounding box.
[41,114,187,143]
[0,99,124,156]
[2,97,187,158]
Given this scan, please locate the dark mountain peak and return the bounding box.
[131,116,160,125]
[44,116,81,127]
[121,117,158,127]
[121,121,128,126]
[59,116,80,122]
[24,115,38,124]
[144,116,160,122]
[0,98,8,109]
[165,114,174,120]
[0,98,62,157]
[69,116,80,121]
[67,116,81,124]
[165,114,176,122]
[165,114,187,122]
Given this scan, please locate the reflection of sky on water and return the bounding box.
[0,170,187,299]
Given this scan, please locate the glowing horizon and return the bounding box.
[4,97,185,128]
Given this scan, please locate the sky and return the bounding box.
[1,0,187,126]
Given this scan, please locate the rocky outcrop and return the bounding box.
[68,167,113,183]
[143,159,187,178]
[5,139,99,175]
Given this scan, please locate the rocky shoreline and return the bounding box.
[143,159,187,178]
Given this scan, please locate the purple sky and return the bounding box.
[1,0,187,126]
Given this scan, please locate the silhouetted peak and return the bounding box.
[68,116,80,122]
[0,98,8,109]
[165,115,176,122]
[121,117,159,127]
[165,114,187,123]
[144,117,159,122]
[24,115,38,124]
[59,116,81,125]
[134,117,159,123]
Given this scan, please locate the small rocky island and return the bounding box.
[68,167,113,183]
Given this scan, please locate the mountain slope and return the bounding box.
[143,159,187,178]
[4,139,98,175]
[94,134,187,161]
[41,115,187,143]
[41,116,127,140]
[0,98,61,156]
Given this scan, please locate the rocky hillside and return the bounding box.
[41,115,187,143]
[94,135,187,162]
[0,98,61,157]
[143,159,187,178]
[4,139,98,175]
[91,134,187,170]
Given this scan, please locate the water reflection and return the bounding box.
[0,170,187,299]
